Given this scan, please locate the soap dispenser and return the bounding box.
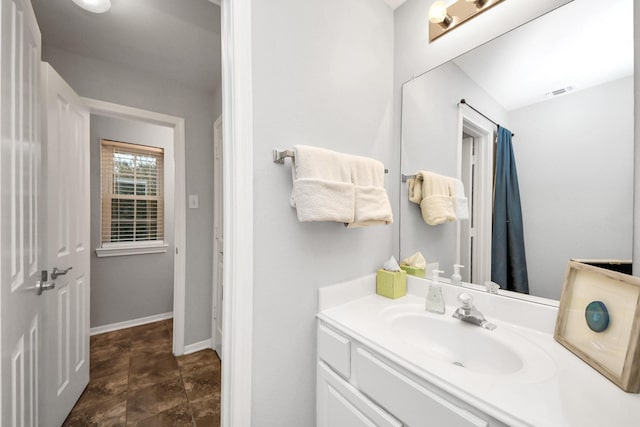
[451,264,464,286]
[425,270,445,314]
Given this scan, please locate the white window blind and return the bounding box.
[100,140,164,245]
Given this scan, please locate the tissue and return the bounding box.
[383,256,401,272]
[400,251,426,278]
[401,252,426,269]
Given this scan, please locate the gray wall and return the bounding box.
[249,0,394,424]
[400,61,507,276]
[512,77,634,299]
[43,45,222,346]
[90,115,175,327]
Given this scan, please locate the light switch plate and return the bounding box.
[189,194,199,209]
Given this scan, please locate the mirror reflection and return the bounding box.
[400,0,633,300]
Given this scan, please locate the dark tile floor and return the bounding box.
[63,319,221,426]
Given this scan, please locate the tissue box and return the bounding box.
[400,265,426,278]
[376,269,407,299]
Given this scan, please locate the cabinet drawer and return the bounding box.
[318,361,402,427]
[356,348,488,427]
[318,324,351,378]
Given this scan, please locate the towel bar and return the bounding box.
[273,148,388,174]
[402,174,417,183]
[273,149,295,163]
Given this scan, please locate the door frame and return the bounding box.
[212,114,223,357]
[456,108,494,286]
[82,97,188,355]
[220,0,254,425]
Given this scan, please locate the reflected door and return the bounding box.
[457,112,494,287]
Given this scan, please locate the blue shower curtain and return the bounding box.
[491,126,529,294]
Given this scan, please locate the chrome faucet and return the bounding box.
[452,293,496,330]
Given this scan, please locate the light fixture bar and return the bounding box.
[429,0,506,42]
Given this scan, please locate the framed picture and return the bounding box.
[554,260,640,393]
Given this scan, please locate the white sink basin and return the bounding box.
[380,304,556,379]
[388,312,523,375]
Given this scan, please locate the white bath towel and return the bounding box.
[417,171,457,225]
[453,179,469,221]
[346,154,393,228]
[290,145,355,223]
[407,177,423,204]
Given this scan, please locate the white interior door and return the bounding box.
[0,0,43,425]
[40,63,90,426]
[460,136,474,283]
[212,115,223,359]
[457,110,495,287]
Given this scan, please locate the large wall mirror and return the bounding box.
[400,0,633,300]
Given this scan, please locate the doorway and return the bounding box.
[84,98,187,355]
[456,111,495,286]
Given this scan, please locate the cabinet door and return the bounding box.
[318,362,401,427]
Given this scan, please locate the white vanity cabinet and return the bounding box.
[317,321,506,427]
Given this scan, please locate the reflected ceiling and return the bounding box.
[453,0,633,110]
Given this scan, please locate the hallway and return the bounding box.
[63,319,221,426]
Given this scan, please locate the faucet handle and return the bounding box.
[458,292,474,308]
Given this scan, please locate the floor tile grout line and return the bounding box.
[172,319,197,426]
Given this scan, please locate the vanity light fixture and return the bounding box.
[429,1,453,28]
[71,0,111,14]
[428,0,506,42]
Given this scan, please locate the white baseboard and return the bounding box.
[90,312,174,336]
[184,338,213,355]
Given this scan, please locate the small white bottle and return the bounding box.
[425,270,445,314]
[451,264,464,286]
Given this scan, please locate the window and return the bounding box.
[97,139,166,256]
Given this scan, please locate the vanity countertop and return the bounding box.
[317,274,640,427]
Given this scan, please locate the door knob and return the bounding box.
[36,270,56,295]
[51,266,72,280]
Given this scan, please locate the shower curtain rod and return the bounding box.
[458,99,514,137]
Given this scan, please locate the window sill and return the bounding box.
[95,243,169,258]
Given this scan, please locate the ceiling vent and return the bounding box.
[545,86,574,97]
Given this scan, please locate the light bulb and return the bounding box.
[428,1,449,24]
[72,0,111,14]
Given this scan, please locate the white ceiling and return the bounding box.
[452,0,633,111]
[32,0,221,92]
[384,0,408,9]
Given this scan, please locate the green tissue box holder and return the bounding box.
[376,269,407,299]
[400,265,426,278]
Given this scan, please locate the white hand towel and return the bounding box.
[290,145,355,223]
[346,154,393,228]
[453,179,469,221]
[417,171,457,225]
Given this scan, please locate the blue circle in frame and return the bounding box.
[585,301,610,333]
